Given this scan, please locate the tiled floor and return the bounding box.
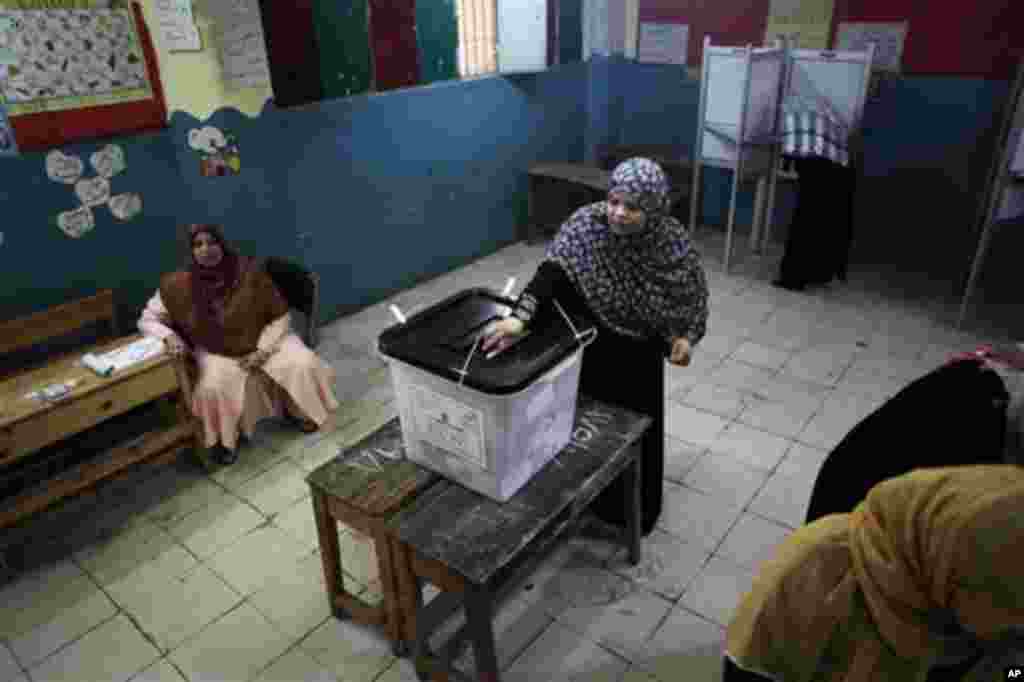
[0,232,1009,682]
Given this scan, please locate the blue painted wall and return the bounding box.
[1,61,587,326]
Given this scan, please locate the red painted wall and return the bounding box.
[638,0,1024,78]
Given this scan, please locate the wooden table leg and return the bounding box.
[377,532,409,658]
[625,446,642,566]
[465,582,500,682]
[311,491,347,619]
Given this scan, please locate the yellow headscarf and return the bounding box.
[726,465,1024,682]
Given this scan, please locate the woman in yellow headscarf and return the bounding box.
[725,464,1024,682]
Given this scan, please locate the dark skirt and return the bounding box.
[577,323,665,536]
[776,156,857,289]
[804,360,1009,524]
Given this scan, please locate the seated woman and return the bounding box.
[139,223,339,464]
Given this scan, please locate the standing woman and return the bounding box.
[139,224,339,464]
[483,158,709,535]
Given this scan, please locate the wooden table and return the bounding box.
[388,396,651,682]
[306,419,440,657]
[0,334,198,530]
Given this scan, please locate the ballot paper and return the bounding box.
[81,336,165,376]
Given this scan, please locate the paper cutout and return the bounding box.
[0,16,13,32]
[45,150,84,184]
[190,126,240,177]
[56,205,94,239]
[74,176,111,207]
[188,126,227,153]
[90,144,126,179]
[108,192,142,221]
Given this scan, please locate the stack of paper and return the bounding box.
[82,336,165,376]
[155,0,202,52]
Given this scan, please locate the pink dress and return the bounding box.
[139,292,339,450]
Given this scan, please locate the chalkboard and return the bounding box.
[785,48,874,133]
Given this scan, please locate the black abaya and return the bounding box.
[522,261,666,536]
[804,360,1009,524]
[776,156,857,289]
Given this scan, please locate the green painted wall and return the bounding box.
[314,0,373,99]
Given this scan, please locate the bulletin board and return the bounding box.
[0,1,167,151]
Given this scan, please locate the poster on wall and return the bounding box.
[637,23,689,65]
[836,22,908,72]
[0,9,153,113]
[764,0,835,50]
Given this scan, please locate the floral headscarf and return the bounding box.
[545,158,709,347]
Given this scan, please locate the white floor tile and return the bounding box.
[503,621,629,681]
[299,617,394,682]
[27,613,159,682]
[730,342,791,372]
[556,587,673,662]
[663,437,704,484]
[707,424,792,473]
[109,563,243,653]
[128,659,188,682]
[168,603,293,682]
[680,383,749,420]
[0,562,97,642]
[683,453,769,510]
[636,607,724,682]
[251,648,340,682]
[247,552,332,642]
[604,529,709,602]
[9,589,117,670]
[658,484,743,553]
[715,513,792,571]
[205,524,313,597]
[664,404,730,447]
[747,466,819,529]
[0,644,23,682]
[679,556,756,627]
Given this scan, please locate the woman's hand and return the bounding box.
[240,348,273,371]
[669,337,691,367]
[164,336,188,357]
[481,317,526,355]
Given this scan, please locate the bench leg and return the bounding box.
[625,446,643,566]
[466,582,501,682]
[311,491,348,619]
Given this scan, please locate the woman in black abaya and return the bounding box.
[482,158,710,535]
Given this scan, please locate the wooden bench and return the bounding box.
[0,291,200,536]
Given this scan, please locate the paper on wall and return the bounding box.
[188,125,226,153]
[74,176,111,208]
[638,23,689,65]
[764,0,835,50]
[217,22,271,90]
[56,205,94,239]
[155,0,202,52]
[46,150,84,184]
[836,22,907,72]
[108,193,142,221]
[90,144,126,179]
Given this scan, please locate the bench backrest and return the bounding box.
[0,290,118,358]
